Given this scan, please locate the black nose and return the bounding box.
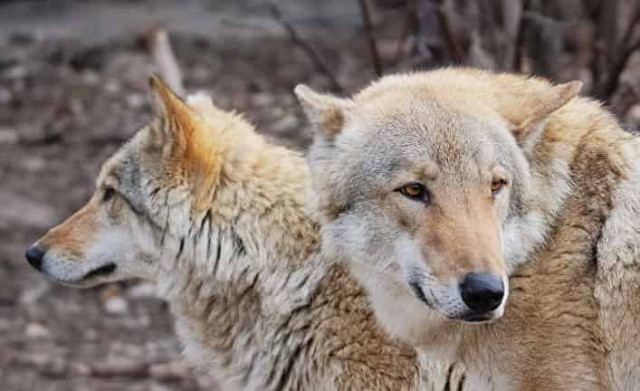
[460,272,505,314]
[25,245,44,271]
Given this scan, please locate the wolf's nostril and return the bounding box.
[25,245,45,271]
[460,272,504,314]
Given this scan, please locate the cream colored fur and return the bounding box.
[28,76,466,391]
[298,67,640,390]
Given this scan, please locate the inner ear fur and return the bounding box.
[504,80,582,145]
[148,75,221,210]
[294,85,353,140]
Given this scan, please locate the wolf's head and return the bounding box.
[25,76,311,289]
[297,69,581,323]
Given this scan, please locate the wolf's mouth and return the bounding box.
[459,312,494,323]
[83,263,117,280]
[409,281,432,308]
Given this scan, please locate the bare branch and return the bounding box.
[592,0,640,100]
[602,39,640,100]
[620,0,640,50]
[392,0,420,66]
[434,3,465,64]
[357,0,383,76]
[145,26,185,97]
[268,4,344,93]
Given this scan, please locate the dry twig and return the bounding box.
[357,0,384,76]
[434,2,465,64]
[268,4,344,93]
[601,2,640,99]
[591,0,640,102]
[392,0,421,66]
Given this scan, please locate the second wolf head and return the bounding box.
[297,68,581,326]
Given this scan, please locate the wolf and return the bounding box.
[24,76,466,391]
[296,67,640,390]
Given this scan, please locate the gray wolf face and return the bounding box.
[297,69,581,322]
[25,76,257,288]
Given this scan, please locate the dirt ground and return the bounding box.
[1,1,640,391]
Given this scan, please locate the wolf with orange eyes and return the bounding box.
[298,68,640,390]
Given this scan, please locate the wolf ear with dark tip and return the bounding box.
[509,80,582,152]
[294,85,353,141]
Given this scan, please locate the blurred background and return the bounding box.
[0,0,639,390]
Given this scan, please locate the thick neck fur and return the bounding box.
[150,138,427,391]
[158,225,327,390]
[152,134,328,389]
[364,95,625,387]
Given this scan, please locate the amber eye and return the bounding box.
[102,187,116,203]
[491,179,507,196]
[398,183,429,202]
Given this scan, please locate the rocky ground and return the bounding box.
[1,1,639,391]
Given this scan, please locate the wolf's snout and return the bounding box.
[25,245,45,271]
[460,273,504,315]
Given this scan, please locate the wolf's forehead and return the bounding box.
[97,131,145,185]
[358,105,496,173]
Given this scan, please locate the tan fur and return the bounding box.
[40,203,100,260]
[299,67,640,390]
[27,77,465,391]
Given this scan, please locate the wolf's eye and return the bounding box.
[398,183,429,202]
[491,179,507,196]
[102,187,116,203]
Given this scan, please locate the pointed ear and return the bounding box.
[148,75,221,210]
[510,80,582,148]
[149,74,191,126]
[294,85,353,140]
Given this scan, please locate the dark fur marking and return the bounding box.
[212,229,222,276]
[238,272,259,299]
[457,373,466,391]
[231,229,246,257]
[330,201,352,221]
[160,193,170,247]
[176,237,185,260]
[444,364,455,391]
[203,295,218,323]
[200,210,213,260]
[295,273,310,290]
[278,302,313,337]
[265,351,281,386]
[200,210,212,236]
[192,279,205,302]
[274,342,305,391]
[241,352,258,386]
[121,194,145,217]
